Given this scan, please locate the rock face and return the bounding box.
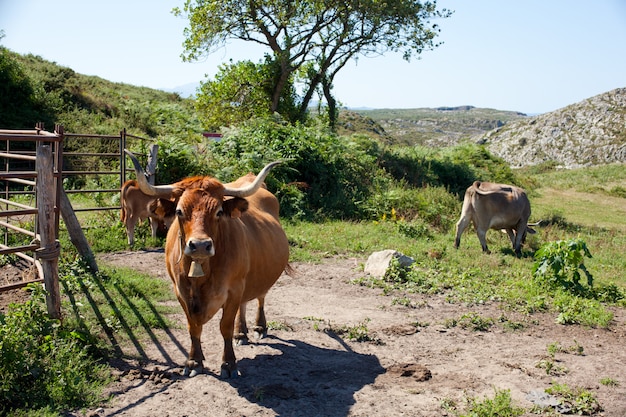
[364,250,415,278]
[479,88,626,168]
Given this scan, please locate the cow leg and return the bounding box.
[234,301,249,345]
[513,225,525,257]
[505,229,516,249]
[184,321,205,377]
[476,228,491,254]
[219,300,241,378]
[149,217,158,239]
[454,216,471,249]
[252,296,268,339]
[125,215,138,246]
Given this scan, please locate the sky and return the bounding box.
[1,0,625,114]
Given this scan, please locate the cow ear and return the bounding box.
[223,197,249,219]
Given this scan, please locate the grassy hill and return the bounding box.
[1,48,202,140]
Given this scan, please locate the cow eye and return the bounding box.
[216,208,224,218]
[175,208,184,217]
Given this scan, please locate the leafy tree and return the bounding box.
[174,0,452,126]
[195,58,300,130]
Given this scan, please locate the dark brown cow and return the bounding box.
[454,181,536,256]
[120,180,176,246]
[124,150,290,378]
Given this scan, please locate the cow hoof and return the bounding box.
[183,366,203,377]
[183,361,203,377]
[235,336,249,346]
[252,326,267,339]
[220,363,241,378]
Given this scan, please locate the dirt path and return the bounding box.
[75,250,625,416]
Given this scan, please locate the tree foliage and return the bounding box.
[175,0,452,126]
[195,58,300,130]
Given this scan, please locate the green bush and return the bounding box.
[204,117,381,219]
[533,238,594,291]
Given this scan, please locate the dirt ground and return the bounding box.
[3,250,626,416]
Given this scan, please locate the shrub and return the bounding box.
[533,238,593,291]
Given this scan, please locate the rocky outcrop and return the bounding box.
[479,88,626,168]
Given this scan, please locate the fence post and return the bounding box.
[36,144,61,319]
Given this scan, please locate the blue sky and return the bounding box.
[1,0,625,114]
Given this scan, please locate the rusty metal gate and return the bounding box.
[0,124,154,317]
[0,124,63,318]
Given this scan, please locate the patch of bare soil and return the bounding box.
[0,259,39,313]
[36,251,626,415]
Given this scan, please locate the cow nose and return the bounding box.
[185,238,215,257]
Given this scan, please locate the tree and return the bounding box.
[174,0,452,127]
[195,58,300,130]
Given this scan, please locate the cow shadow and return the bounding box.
[229,333,385,417]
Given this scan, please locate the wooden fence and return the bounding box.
[0,125,155,318]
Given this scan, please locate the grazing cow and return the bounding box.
[124,149,290,378]
[454,181,536,256]
[120,180,177,246]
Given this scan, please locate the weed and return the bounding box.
[458,312,494,331]
[546,382,602,415]
[533,237,594,290]
[459,388,525,417]
[599,377,619,387]
[391,296,415,308]
[267,320,292,331]
[332,318,381,343]
[535,358,568,376]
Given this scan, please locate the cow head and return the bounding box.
[148,198,177,231]
[124,149,280,274]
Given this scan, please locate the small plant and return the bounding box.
[458,312,494,331]
[546,382,602,415]
[535,358,568,376]
[333,318,381,343]
[599,377,619,387]
[267,320,292,331]
[303,316,326,332]
[533,237,594,291]
[391,296,415,308]
[547,341,562,358]
[459,388,525,417]
[440,397,457,413]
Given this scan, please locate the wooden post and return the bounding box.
[36,144,61,319]
[59,189,99,273]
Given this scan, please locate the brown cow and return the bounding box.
[454,181,536,256]
[124,149,290,378]
[120,180,177,246]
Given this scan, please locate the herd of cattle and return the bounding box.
[121,150,537,377]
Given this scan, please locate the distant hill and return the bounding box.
[346,106,528,146]
[339,90,626,169]
[479,88,626,168]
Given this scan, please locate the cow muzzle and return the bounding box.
[184,237,215,258]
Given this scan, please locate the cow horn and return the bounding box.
[124,149,175,199]
[223,161,281,198]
